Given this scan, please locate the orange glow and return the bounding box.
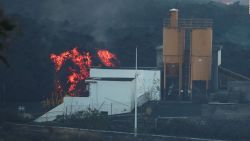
[50,47,118,97]
[50,47,92,96]
[97,49,118,67]
[50,51,70,71]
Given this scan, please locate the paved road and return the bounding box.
[6,122,226,141]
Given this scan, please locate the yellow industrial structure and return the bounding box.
[163,9,213,101]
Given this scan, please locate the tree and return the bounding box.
[0,8,16,67]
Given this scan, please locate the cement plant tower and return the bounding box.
[163,9,213,102]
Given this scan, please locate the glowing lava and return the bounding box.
[97,49,118,67]
[50,47,118,97]
[50,51,71,71]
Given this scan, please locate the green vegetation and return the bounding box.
[54,108,111,130]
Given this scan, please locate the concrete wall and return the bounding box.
[90,68,161,101]
[89,80,133,115]
[89,68,161,114]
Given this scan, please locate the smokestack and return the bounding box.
[169,8,178,28]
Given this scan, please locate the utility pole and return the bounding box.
[134,47,138,137]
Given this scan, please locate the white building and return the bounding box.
[35,68,161,122]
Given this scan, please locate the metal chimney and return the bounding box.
[169,8,178,28]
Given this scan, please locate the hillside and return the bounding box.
[0,0,250,101]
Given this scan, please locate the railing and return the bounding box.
[219,67,250,81]
[218,67,250,89]
[164,19,213,28]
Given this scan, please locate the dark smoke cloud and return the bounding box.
[2,0,125,42]
[1,0,248,43]
[39,0,125,42]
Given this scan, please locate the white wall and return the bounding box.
[89,80,134,115]
[89,68,161,115]
[35,68,161,122]
[90,68,136,78]
[90,68,161,100]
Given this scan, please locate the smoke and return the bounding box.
[6,0,249,44]
[2,0,126,43]
[2,0,249,47]
[39,0,124,42]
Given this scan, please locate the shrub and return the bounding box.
[55,108,110,130]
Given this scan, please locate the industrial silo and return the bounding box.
[163,9,185,100]
[163,9,213,102]
[190,28,213,102]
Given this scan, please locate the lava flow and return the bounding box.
[50,47,118,97]
[97,49,118,67]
